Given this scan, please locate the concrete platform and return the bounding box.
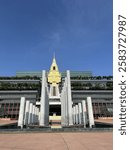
[0,120,17,125]
[95,118,113,124]
[0,132,112,150]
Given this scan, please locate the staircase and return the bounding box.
[49,116,62,128]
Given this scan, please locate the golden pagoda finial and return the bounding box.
[48,54,61,84]
[52,52,56,64]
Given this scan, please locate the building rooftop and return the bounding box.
[16,71,92,78]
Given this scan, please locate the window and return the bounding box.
[53,86,56,96]
[53,66,56,70]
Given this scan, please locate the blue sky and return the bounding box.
[0,0,112,76]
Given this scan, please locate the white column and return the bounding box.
[37,108,39,123]
[78,103,82,124]
[38,108,40,122]
[64,78,69,126]
[24,100,30,126]
[75,105,79,124]
[18,97,26,128]
[32,105,35,124]
[67,70,73,125]
[74,106,76,124]
[40,70,49,126]
[49,84,53,97]
[61,88,65,126]
[39,70,45,126]
[82,100,87,128]
[28,103,33,125]
[45,86,49,125]
[34,106,36,124]
[87,97,95,128]
[35,107,38,124]
[55,84,60,97]
[73,106,76,124]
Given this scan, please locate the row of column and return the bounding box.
[18,97,39,129]
[73,97,95,128]
[61,70,73,126]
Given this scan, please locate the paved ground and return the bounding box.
[0,120,17,126]
[95,118,113,124]
[0,119,113,125]
[0,132,112,150]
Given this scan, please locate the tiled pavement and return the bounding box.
[0,132,112,150]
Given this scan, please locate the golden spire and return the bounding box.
[48,55,61,84]
[53,52,55,60]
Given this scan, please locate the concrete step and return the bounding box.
[49,116,62,128]
[51,125,62,129]
[49,116,61,120]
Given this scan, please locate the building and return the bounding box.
[0,57,113,121]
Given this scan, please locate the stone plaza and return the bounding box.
[0,132,112,150]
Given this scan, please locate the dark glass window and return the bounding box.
[53,66,56,70]
[53,86,56,96]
